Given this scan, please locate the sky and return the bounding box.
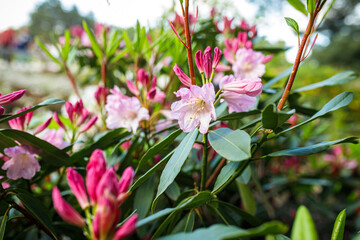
[0,0,321,60]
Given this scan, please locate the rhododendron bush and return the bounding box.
[0,0,359,239]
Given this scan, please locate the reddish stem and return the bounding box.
[183,0,196,85]
[64,65,80,98]
[205,158,226,189]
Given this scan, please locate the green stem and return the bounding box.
[209,68,215,83]
[200,134,208,191]
[85,208,94,238]
[201,73,205,85]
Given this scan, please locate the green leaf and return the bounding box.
[122,29,136,59]
[263,66,293,90]
[279,92,354,134]
[268,137,358,157]
[165,182,181,201]
[291,205,318,240]
[218,110,260,121]
[284,17,300,35]
[136,129,182,173]
[331,209,346,240]
[134,175,156,219]
[0,129,69,166]
[208,128,251,162]
[106,30,122,57]
[70,128,131,163]
[262,104,295,130]
[137,191,212,228]
[172,210,195,234]
[0,206,10,240]
[0,133,17,152]
[62,30,71,60]
[213,162,240,192]
[236,181,256,215]
[0,98,64,124]
[152,211,181,239]
[82,20,103,60]
[154,129,198,204]
[35,38,61,66]
[294,71,358,92]
[158,221,288,240]
[307,0,316,13]
[130,150,174,192]
[14,189,58,240]
[236,165,251,184]
[287,0,308,15]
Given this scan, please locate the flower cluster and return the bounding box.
[52,149,137,240]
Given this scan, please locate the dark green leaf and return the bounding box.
[0,207,10,240]
[165,182,181,201]
[82,21,103,60]
[134,175,156,219]
[294,71,358,92]
[218,110,260,121]
[158,221,288,240]
[284,17,300,35]
[262,104,295,130]
[208,128,251,162]
[287,0,308,15]
[236,181,256,215]
[136,129,182,173]
[291,205,318,240]
[0,129,69,166]
[14,189,58,240]
[331,209,346,240]
[70,128,131,163]
[137,191,212,227]
[154,129,198,203]
[279,92,354,134]
[268,137,358,157]
[129,150,174,192]
[236,165,251,184]
[213,162,240,192]
[0,98,64,124]
[0,133,17,152]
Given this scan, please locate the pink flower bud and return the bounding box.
[222,78,262,97]
[93,191,120,239]
[74,100,83,115]
[195,50,204,73]
[77,109,89,126]
[0,89,26,105]
[118,167,134,194]
[94,85,108,105]
[261,55,273,64]
[86,149,107,204]
[96,168,119,202]
[25,109,33,126]
[79,115,98,133]
[67,168,90,209]
[33,117,52,135]
[65,102,74,122]
[114,214,138,240]
[223,49,235,64]
[212,47,221,68]
[147,88,157,100]
[137,68,149,86]
[52,187,85,227]
[173,64,191,88]
[126,80,139,96]
[150,75,157,89]
[0,107,4,115]
[53,112,66,129]
[203,46,212,79]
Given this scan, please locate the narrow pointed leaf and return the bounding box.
[331,209,346,240]
[284,17,300,35]
[82,21,103,60]
[287,0,308,15]
[291,205,318,240]
[35,38,61,66]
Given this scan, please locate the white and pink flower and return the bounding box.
[232,48,266,79]
[171,83,216,134]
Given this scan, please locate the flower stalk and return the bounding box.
[200,133,208,191]
[183,0,196,85]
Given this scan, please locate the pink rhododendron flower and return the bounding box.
[52,187,85,227]
[41,129,69,149]
[219,75,262,113]
[114,214,138,240]
[105,87,149,133]
[2,146,40,180]
[86,149,107,204]
[171,83,216,134]
[0,89,26,114]
[232,48,266,79]
[67,168,90,209]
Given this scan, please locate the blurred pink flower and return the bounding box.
[0,89,26,114]
[2,146,40,180]
[52,187,85,227]
[219,75,262,113]
[114,214,138,240]
[171,83,216,134]
[67,168,90,209]
[232,48,265,79]
[105,87,149,133]
[41,129,69,149]
[173,64,192,87]
[86,149,107,204]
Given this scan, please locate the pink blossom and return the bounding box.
[232,48,266,79]
[219,75,262,113]
[67,168,90,209]
[114,214,138,240]
[126,80,139,96]
[86,149,107,204]
[2,146,40,180]
[96,168,119,202]
[118,167,134,194]
[173,64,191,87]
[171,83,216,134]
[52,187,85,227]
[195,47,221,78]
[105,88,149,133]
[0,89,26,106]
[137,68,149,86]
[41,129,69,149]
[147,88,166,103]
[70,25,84,38]
[94,85,109,105]
[8,106,32,131]
[33,117,52,135]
